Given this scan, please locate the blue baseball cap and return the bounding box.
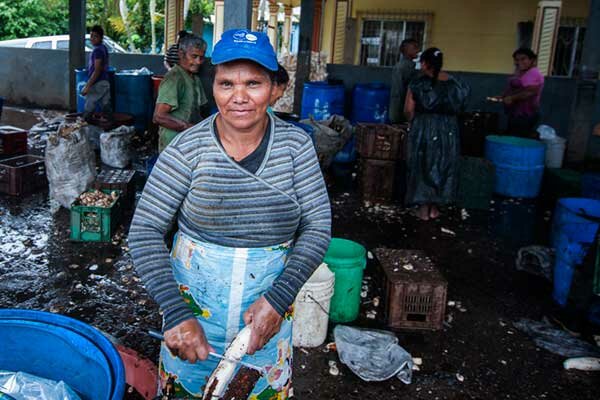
[211,29,278,71]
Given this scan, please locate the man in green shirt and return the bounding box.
[154,34,208,152]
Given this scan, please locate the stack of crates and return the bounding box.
[93,169,137,211]
[355,123,407,203]
[0,155,47,196]
[374,248,447,331]
[70,189,122,242]
[0,126,28,157]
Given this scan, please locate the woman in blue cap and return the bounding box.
[129,29,331,398]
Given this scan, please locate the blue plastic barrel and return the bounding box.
[115,70,154,132]
[582,173,600,199]
[0,96,4,120]
[76,68,116,113]
[352,83,390,124]
[301,82,345,120]
[485,135,545,198]
[0,309,125,400]
[333,135,357,163]
[551,198,600,306]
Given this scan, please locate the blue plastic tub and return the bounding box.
[551,198,600,306]
[582,172,600,199]
[485,135,545,198]
[115,70,154,133]
[351,83,390,124]
[301,81,345,121]
[76,68,116,113]
[0,309,125,400]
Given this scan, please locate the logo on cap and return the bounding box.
[245,33,257,42]
[233,30,247,40]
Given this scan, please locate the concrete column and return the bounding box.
[213,0,225,45]
[293,0,315,115]
[282,5,293,53]
[567,0,600,162]
[68,0,86,112]
[251,0,260,31]
[224,0,252,31]
[268,3,280,50]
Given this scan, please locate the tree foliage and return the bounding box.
[0,0,68,40]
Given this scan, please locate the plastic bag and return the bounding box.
[537,125,557,140]
[45,125,96,209]
[100,125,134,168]
[0,370,81,400]
[334,325,413,384]
[513,318,600,358]
[80,124,104,150]
[515,246,554,282]
[300,115,352,169]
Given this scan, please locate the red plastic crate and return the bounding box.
[0,125,28,156]
[0,155,47,196]
[374,248,447,331]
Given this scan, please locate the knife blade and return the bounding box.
[147,329,265,374]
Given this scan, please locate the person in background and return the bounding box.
[389,38,420,124]
[490,48,544,138]
[153,34,208,152]
[268,63,290,112]
[81,25,111,120]
[404,48,470,221]
[164,30,189,71]
[129,28,331,398]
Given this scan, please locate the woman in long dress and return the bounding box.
[404,47,470,221]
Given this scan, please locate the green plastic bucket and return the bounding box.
[323,238,367,322]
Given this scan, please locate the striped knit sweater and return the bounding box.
[128,114,332,330]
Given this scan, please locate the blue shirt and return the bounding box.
[88,43,109,82]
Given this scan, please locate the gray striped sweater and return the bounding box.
[128,114,332,330]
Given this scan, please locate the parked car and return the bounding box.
[0,34,127,53]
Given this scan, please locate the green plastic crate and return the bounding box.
[70,189,122,242]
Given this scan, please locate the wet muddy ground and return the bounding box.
[1,107,599,399]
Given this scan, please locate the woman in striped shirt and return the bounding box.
[129,29,331,398]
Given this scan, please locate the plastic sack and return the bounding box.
[300,115,353,169]
[100,125,134,168]
[45,125,96,209]
[80,124,104,150]
[513,318,600,358]
[537,125,557,140]
[515,246,554,282]
[334,325,413,384]
[0,370,81,400]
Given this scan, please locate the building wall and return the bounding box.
[0,47,216,110]
[322,0,590,73]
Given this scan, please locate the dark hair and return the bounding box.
[178,30,189,40]
[420,47,444,82]
[512,47,537,60]
[401,38,418,50]
[275,64,289,86]
[91,25,104,38]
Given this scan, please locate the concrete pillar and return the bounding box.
[268,2,280,50]
[293,0,315,115]
[213,0,225,45]
[282,5,293,53]
[251,0,260,31]
[69,0,86,112]
[224,0,252,31]
[567,0,600,162]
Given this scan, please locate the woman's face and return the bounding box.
[514,54,534,72]
[214,61,273,130]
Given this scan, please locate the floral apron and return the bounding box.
[159,231,294,399]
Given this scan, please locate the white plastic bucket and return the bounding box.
[293,263,335,348]
[542,136,566,168]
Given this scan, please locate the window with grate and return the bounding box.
[360,20,426,66]
[552,25,586,77]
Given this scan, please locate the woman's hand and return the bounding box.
[243,296,284,355]
[163,318,214,363]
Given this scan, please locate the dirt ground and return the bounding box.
[1,107,599,399]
